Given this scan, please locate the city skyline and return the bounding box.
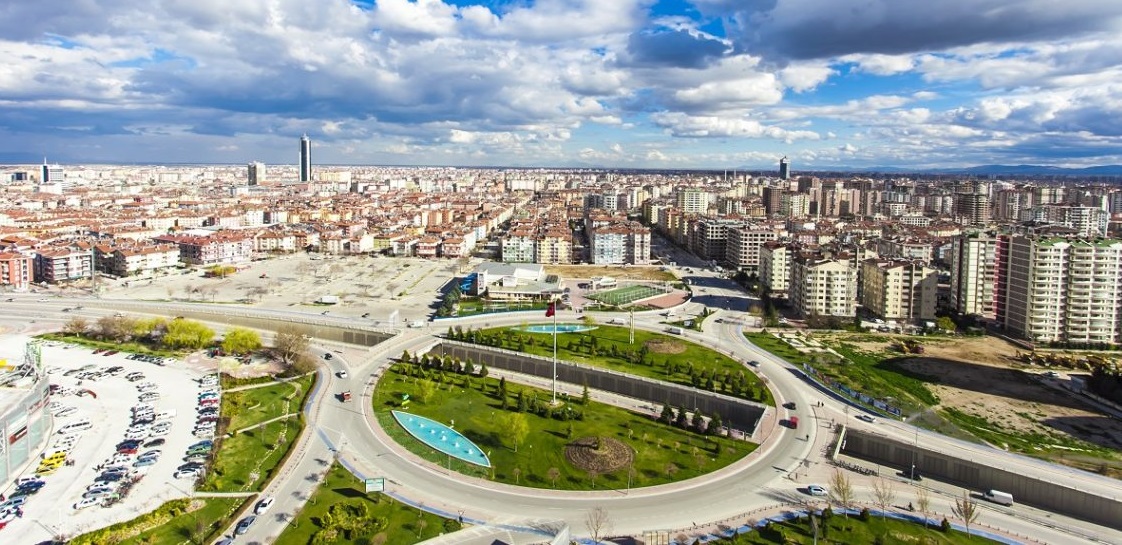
[2,1,1122,169]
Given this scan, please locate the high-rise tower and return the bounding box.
[779,156,790,180]
[247,161,265,186]
[299,135,311,183]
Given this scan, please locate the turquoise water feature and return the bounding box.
[514,324,598,334]
[391,411,491,468]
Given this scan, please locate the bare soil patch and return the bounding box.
[645,339,685,355]
[899,356,1122,454]
[545,265,675,281]
[564,436,634,474]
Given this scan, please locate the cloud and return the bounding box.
[724,0,1122,60]
[651,112,820,142]
[623,29,728,69]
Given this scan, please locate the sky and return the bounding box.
[3,0,1122,170]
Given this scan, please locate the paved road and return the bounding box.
[7,295,1122,544]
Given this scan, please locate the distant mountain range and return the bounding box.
[838,164,1122,176]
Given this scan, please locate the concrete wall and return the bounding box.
[841,428,1122,530]
[89,302,394,347]
[435,341,766,434]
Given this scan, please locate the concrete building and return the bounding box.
[790,255,857,318]
[956,183,990,227]
[725,226,781,273]
[676,189,708,214]
[759,242,792,299]
[998,235,1122,346]
[0,252,33,290]
[949,234,998,318]
[779,156,790,180]
[33,248,93,283]
[860,259,938,321]
[589,221,650,265]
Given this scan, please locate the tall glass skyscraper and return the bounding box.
[299,134,311,182]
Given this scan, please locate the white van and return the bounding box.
[983,490,1014,506]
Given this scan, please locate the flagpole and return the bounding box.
[552,298,558,405]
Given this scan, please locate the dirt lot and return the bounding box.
[545,264,676,281]
[818,332,1122,470]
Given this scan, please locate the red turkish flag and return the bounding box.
[545,301,556,317]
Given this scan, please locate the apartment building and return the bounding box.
[759,242,791,299]
[998,235,1122,345]
[725,226,781,273]
[0,252,32,290]
[859,259,938,321]
[789,255,857,318]
[535,229,572,265]
[33,248,94,283]
[589,221,650,265]
[154,232,254,266]
[949,234,997,317]
[501,229,537,263]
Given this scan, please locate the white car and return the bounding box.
[807,484,828,496]
[254,496,274,515]
[174,468,203,479]
[855,414,877,423]
[55,406,78,418]
[74,497,103,510]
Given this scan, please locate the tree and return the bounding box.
[660,404,674,425]
[499,412,529,452]
[132,317,167,340]
[62,316,90,337]
[274,324,311,365]
[871,477,895,518]
[222,328,262,355]
[96,315,137,342]
[585,507,613,544]
[416,379,436,403]
[162,319,214,349]
[478,363,488,379]
[581,383,590,405]
[951,489,980,537]
[935,316,957,332]
[691,409,705,433]
[512,467,521,485]
[547,467,561,488]
[664,463,678,479]
[915,487,932,528]
[828,470,855,517]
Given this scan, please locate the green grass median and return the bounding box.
[373,365,757,490]
[457,324,772,406]
[276,463,456,545]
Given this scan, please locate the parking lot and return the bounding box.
[1,342,207,542]
[88,254,462,324]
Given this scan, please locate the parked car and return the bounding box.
[806,485,828,496]
[855,413,877,423]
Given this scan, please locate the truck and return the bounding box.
[666,326,683,335]
[408,320,425,328]
[983,490,1014,506]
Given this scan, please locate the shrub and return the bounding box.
[859,507,871,521]
[940,517,952,532]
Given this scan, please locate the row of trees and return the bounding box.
[60,316,323,375]
[659,405,723,436]
[62,315,219,350]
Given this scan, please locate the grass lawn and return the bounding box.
[224,375,315,431]
[38,333,187,358]
[373,365,757,490]
[198,417,304,492]
[459,325,773,406]
[725,512,998,544]
[455,298,550,317]
[745,332,935,414]
[276,463,457,545]
[69,498,244,545]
